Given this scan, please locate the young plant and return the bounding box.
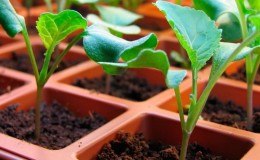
[155,1,260,159]
[0,0,158,141]
[194,0,260,131]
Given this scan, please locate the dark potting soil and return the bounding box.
[0,51,85,74]
[202,97,260,133]
[0,101,107,150]
[72,71,167,101]
[223,65,260,85]
[97,131,227,160]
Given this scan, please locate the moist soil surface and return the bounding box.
[223,65,260,85]
[202,97,260,133]
[97,131,227,160]
[0,101,107,149]
[0,51,85,74]
[72,71,167,101]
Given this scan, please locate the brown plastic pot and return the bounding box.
[76,107,257,160]
[0,82,128,160]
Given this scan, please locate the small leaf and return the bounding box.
[0,0,24,37]
[155,1,221,70]
[36,10,87,49]
[210,42,260,78]
[99,49,169,75]
[83,24,157,63]
[166,70,187,89]
[87,14,141,34]
[96,5,142,26]
[99,49,187,88]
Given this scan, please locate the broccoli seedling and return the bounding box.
[155,1,260,159]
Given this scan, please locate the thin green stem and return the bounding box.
[44,31,86,84]
[57,0,66,12]
[186,31,260,132]
[44,0,53,12]
[105,75,111,94]
[247,55,260,129]
[35,85,43,140]
[179,131,190,160]
[39,44,56,85]
[235,0,248,39]
[21,26,39,82]
[174,87,186,131]
[190,68,197,111]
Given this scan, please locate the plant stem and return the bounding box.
[235,0,255,130]
[21,24,39,81]
[35,85,43,140]
[179,131,190,160]
[57,0,66,13]
[45,31,86,83]
[174,87,186,130]
[186,31,260,132]
[190,68,197,112]
[44,0,53,12]
[247,55,260,129]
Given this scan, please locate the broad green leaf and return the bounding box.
[36,10,87,49]
[99,49,169,75]
[210,42,260,79]
[166,70,187,89]
[96,5,142,26]
[99,49,187,88]
[193,0,238,20]
[248,0,260,11]
[155,1,221,70]
[83,25,157,63]
[0,0,24,37]
[87,14,141,34]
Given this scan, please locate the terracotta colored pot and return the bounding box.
[0,82,128,160]
[76,107,257,160]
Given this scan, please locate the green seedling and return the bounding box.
[0,0,158,141]
[155,1,260,159]
[194,0,260,131]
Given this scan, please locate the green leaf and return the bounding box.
[87,14,141,34]
[36,10,87,49]
[210,42,260,78]
[83,25,157,63]
[99,49,187,88]
[217,13,242,41]
[0,0,24,37]
[155,1,221,70]
[249,14,260,46]
[166,70,187,89]
[248,0,260,11]
[193,0,238,20]
[96,5,142,26]
[99,49,169,75]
